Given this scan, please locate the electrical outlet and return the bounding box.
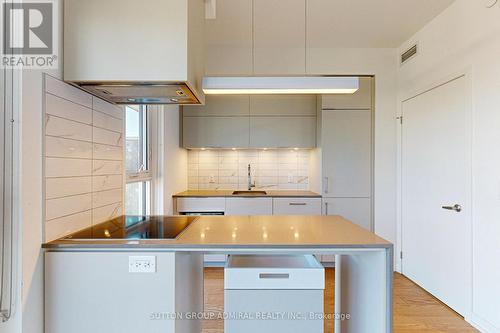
[209,174,215,183]
[288,173,293,183]
[129,256,156,273]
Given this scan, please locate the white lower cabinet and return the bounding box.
[225,197,273,215]
[272,198,321,215]
[175,197,225,214]
[321,197,371,264]
[46,251,203,333]
[322,197,371,230]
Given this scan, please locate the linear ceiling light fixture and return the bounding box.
[202,76,359,95]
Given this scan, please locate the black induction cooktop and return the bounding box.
[62,215,198,240]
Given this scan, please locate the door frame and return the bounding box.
[396,69,474,317]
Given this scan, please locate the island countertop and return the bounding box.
[42,215,391,249]
[172,190,321,198]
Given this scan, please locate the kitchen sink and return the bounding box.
[232,190,268,195]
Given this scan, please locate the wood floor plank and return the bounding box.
[202,268,477,333]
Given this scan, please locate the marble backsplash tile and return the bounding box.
[187,149,310,190]
[44,75,124,242]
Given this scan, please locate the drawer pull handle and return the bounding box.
[259,273,290,279]
[289,203,307,206]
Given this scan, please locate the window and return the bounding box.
[125,105,152,215]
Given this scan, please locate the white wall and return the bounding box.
[161,106,188,214]
[20,2,63,332]
[397,1,500,331]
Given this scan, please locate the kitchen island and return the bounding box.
[43,215,393,333]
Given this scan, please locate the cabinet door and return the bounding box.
[323,198,371,230]
[205,0,253,75]
[175,197,226,213]
[183,95,250,117]
[249,116,316,148]
[273,198,321,215]
[253,0,306,74]
[183,116,249,148]
[225,198,273,215]
[322,77,373,110]
[321,110,371,197]
[250,95,317,116]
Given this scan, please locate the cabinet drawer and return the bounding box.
[225,255,324,290]
[176,197,225,213]
[273,198,321,215]
[225,198,273,215]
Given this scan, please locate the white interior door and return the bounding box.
[402,75,471,316]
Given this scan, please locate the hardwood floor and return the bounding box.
[202,268,477,333]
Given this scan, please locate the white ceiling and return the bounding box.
[306,0,455,48]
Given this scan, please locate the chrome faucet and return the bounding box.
[247,164,255,190]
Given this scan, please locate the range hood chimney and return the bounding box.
[64,0,205,105]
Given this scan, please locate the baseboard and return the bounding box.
[467,313,500,333]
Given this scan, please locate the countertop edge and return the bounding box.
[42,243,393,250]
[172,192,322,198]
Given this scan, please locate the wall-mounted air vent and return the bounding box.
[401,44,418,65]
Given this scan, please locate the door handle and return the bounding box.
[442,204,462,212]
[259,273,290,279]
[324,177,329,194]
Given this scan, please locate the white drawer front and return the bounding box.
[225,198,272,215]
[225,266,324,290]
[225,255,324,290]
[273,198,322,215]
[176,197,225,213]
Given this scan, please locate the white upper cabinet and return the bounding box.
[322,77,373,110]
[249,116,316,148]
[249,95,317,116]
[183,117,249,148]
[183,94,317,149]
[183,95,250,117]
[205,0,253,75]
[253,0,306,75]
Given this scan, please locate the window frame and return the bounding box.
[125,105,153,216]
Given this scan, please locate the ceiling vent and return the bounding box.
[401,44,418,65]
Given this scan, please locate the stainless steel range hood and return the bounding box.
[77,83,200,105]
